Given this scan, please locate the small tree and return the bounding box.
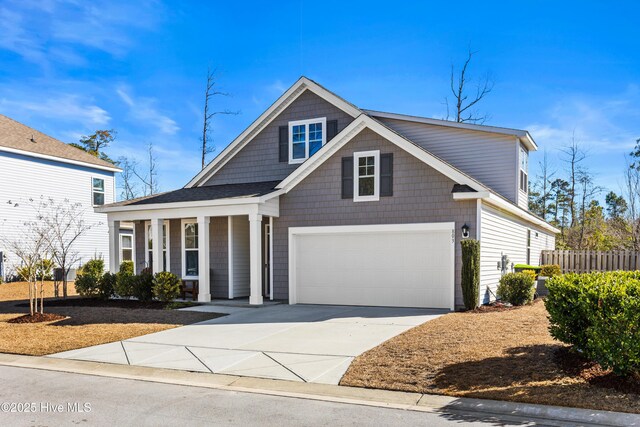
[69,130,116,164]
[445,49,494,124]
[36,198,98,298]
[1,217,49,315]
[460,239,480,310]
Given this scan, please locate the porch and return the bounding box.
[99,181,282,305]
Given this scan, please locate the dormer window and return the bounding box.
[519,146,528,193]
[288,117,326,164]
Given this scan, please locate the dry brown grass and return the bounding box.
[0,282,220,356]
[341,300,640,414]
[0,281,78,301]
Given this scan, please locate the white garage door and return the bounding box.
[289,223,455,309]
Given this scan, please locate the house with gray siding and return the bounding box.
[97,77,558,309]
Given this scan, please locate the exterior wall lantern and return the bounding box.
[461,223,470,239]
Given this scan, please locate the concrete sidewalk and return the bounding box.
[0,353,637,426]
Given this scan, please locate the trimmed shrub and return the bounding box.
[153,272,181,303]
[132,268,154,302]
[74,258,105,297]
[545,271,640,376]
[513,264,541,273]
[540,264,561,278]
[497,272,535,306]
[460,239,480,310]
[522,269,538,282]
[119,260,134,276]
[114,262,135,298]
[98,272,117,300]
[82,258,105,278]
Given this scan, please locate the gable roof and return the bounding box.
[185,76,362,188]
[275,114,559,234]
[276,114,488,193]
[0,114,121,172]
[365,110,538,151]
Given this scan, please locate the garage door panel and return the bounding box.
[291,224,454,309]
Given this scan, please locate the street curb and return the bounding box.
[0,353,637,426]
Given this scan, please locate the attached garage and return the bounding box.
[288,223,455,309]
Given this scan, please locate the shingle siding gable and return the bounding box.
[203,90,354,186]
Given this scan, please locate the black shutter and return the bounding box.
[326,120,338,141]
[341,156,354,199]
[380,153,393,197]
[278,126,288,162]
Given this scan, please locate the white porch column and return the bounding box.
[249,214,263,305]
[197,215,211,302]
[150,218,164,274]
[108,219,120,273]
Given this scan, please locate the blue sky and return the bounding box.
[1,0,638,200]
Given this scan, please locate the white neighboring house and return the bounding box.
[0,114,122,280]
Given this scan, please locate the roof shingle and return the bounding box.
[0,114,119,170]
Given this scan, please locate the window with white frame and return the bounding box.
[354,150,380,202]
[92,178,105,206]
[120,233,134,263]
[526,229,532,265]
[145,221,169,271]
[182,220,198,278]
[288,117,326,164]
[519,146,529,193]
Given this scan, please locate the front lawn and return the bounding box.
[0,282,223,356]
[341,300,640,414]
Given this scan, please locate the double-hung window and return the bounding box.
[288,117,326,164]
[519,146,529,193]
[145,221,169,271]
[92,178,105,206]
[353,150,380,202]
[182,220,199,278]
[120,233,134,263]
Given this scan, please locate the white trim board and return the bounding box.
[364,110,538,151]
[185,77,361,188]
[0,145,122,172]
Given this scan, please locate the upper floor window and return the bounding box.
[92,178,105,206]
[519,147,528,193]
[353,150,380,202]
[288,117,326,164]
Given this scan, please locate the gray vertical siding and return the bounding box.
[272,128,477,308]
[204,90,354,185]
[210,217,229,298]
[377,117,519,204]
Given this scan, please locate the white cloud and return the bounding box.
[116,86,179,135]
[527,87,640,154]
[0,94,110,126]
[0,0,163,65]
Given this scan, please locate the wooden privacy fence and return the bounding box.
[541,250,640,273]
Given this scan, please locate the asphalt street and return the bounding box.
[0,365,551,426]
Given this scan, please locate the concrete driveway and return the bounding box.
[50,304,444,384]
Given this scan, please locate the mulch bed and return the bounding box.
[468,301,518,313]
[341,299,640,414]
[16,298,200,310]
[7,313,67,324]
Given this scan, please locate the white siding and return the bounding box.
[0,151,115,278]
[378,117,519,204]
[230,215,250,297]
[479,202,555,304]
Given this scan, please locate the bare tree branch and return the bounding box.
[201,68,240,169]
[446,49,494,124]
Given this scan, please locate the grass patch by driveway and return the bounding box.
[340,299,640,414]
[0,282,223,356]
